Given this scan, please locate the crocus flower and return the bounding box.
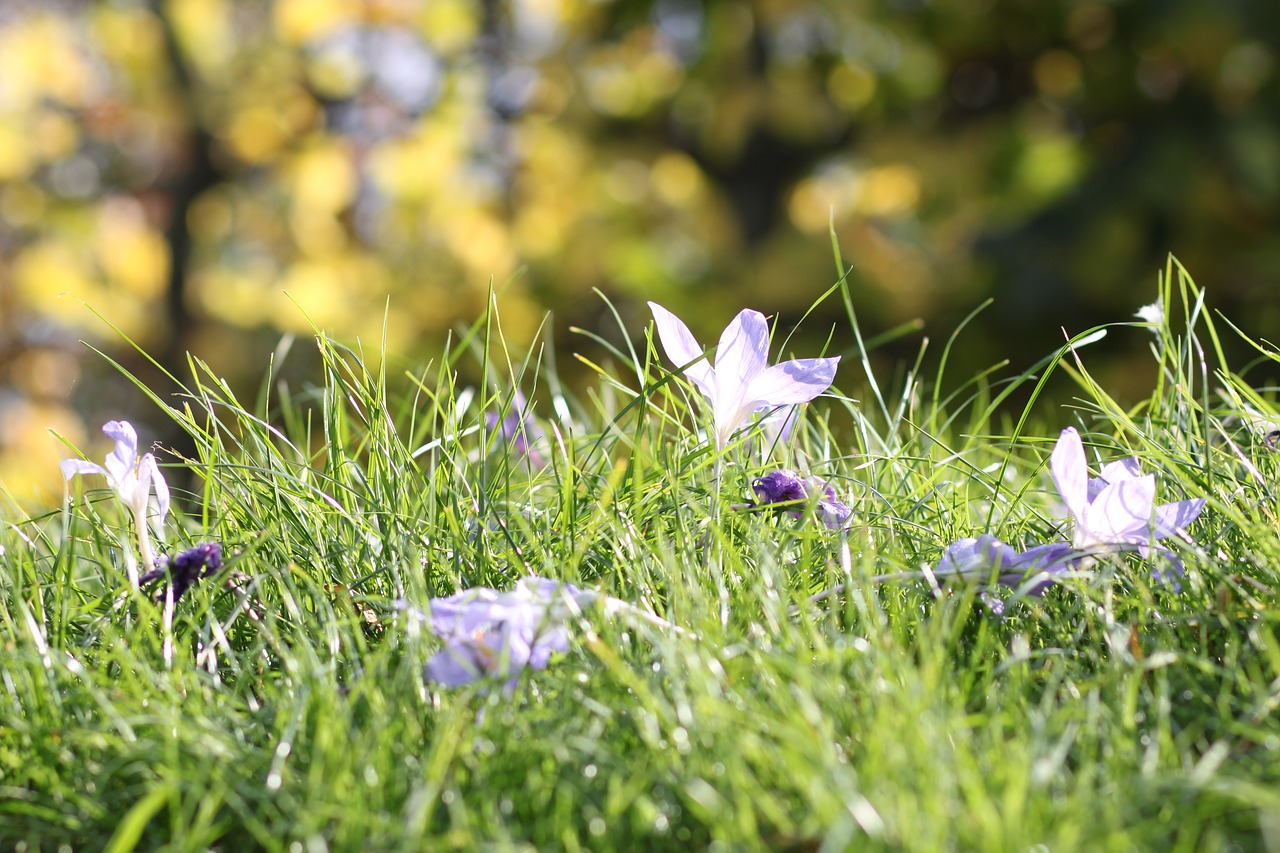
[752,468,852,530]
[935,535,1076,597]
[139,542,224,604]
[485,389,546,468]
[1049,427,1205,555]
[648,302,840,448]
[61,420,170,576]
[419,577,596,688]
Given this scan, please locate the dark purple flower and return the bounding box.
[419,577,596,688]
[140,542,224,603]
[752,469,851,530]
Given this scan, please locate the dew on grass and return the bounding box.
[654,814,670,833]
[589,817,606,836]
[583,763,598,778]
[267,772,282,790]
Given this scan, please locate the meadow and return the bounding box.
[4,257,1280,851]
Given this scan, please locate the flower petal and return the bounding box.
[743,357,839,408]
[60,459,106,481]
[101,420,139,489]
[714,309,771,394]
[1085,475,1156,542]
[143,454,171,527]
[1153,498,1206,538]
[648,301,715,398]
[1050,427,1090,523]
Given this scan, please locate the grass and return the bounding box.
[4,256,1280,851]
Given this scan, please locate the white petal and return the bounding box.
[1085,475,1156,541]
[1050,427,1090,523]
[143,454,171,526]
[744,357,839,408]
[647,302,715,398]
[102,420,139,490]
[714,309,770,395]
[61,459,106,481]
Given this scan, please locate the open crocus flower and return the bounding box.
[1049,427,1205,554]
[417,577,597,689]
[61,420,170,577]
[648,302,840,448]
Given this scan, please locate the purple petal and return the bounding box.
[753,469,808,505]
[744,357,840,408]
[424,643,491,686]
[1050,427,1090,523]
[1153,498,1206,538]
[648,302,715,398]
[816,498,852,530]
[935,535,1020,576]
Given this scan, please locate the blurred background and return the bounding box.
[3,0,1280,504]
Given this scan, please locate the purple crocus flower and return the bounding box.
[139,542,224,603]
[1050,427,1205,556]
[934,534,1078,614]
[752,469,852,530]
[486,389,546,468]
[420,577,596,688]
[648,302,840,448]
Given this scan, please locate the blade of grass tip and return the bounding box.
[981,325,1108,530]
[931,299,994,436]
[592,288,645,385]
[830,213,892,426]
[773,278,843,354]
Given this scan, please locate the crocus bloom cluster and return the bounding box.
[61,420,170,576]
[648,302,840,448]
[936,426,1205,611]
[418,577,596,688]
[752,469,852,530]
[139,542,225,603]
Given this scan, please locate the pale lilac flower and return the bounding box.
[419,577,596,688]
[935,535,1076,596]
[486,389,546,468]
[752,468,852,530]
[1050,427,1205,554]
[648,302,840,448]
[61,420,170,575]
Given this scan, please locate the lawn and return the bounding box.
[3,259,1279,851]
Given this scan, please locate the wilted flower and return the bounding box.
[648,302,840,448]
[1050,427,1205,555]
[139,542,224,604]
[61,420,170,576]
[417,577,596,688]
[935,534,1076,602]
[752,468,852,530]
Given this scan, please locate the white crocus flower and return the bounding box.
[648,302,840,449]
[62,420,170,579]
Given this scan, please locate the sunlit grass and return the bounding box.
[4,259,1280,850]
